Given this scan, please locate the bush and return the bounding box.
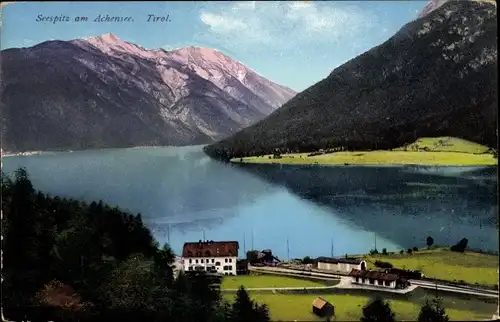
[246,250,260,263]
[400,250,404,254]
[418,297,449,322]
[374,261,393,269]
[412,247,418,252]
[407,249,413,254]
[382,248,387,255]
[302,256,313,264]
[450,238,468,253]
[369,249,379,255]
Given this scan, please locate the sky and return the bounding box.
[0,1,428,91]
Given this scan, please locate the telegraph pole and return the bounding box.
[251,228,254,250]
[287,236,290,261]
[243,232,246,254]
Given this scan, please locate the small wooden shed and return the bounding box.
[312,297,334,318]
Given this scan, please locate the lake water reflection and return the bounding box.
[2,145,497,259]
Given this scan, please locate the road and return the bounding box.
[249,266,499,298]
[222,285,339,291]
[409,280,498,298]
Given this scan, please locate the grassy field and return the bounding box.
[362,248,499,287]
[394,137,492,154]
[221,274,332,289]
[230,137,497,166]
[224,287,497,321]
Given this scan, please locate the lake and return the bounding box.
[2,145,498,259]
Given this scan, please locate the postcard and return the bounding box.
[1,1,498,321]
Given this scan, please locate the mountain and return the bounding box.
[204,0,497,161]
[0,34,296,152]
[418,0,496,18]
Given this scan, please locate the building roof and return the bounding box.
[182,240,239,258]
[316,256,364,265]
[312,297,332,310]
[348,269,399,281]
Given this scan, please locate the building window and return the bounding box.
[189,267,193,271]
[229,258,232,263]
[195,259,198,264]
[189,259,192,264]
[216,262,220,266]
[369,279,375,285]
[361,278,365,283]
[211,259,215,263]
[384,281,391,286]
[201,259,204,263]
[378,280,383,286]
[355,277,359,283]
[225,258,228,263]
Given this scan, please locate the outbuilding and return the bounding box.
[316,256,367,274]
[312,297,335,319]
[236,259,249,275]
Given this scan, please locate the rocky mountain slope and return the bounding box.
[204,0,497,160]
[418,0,496,18]
[0,34,296,152]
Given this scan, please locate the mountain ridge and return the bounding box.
[203,0,497,161]
[0,34,296,152]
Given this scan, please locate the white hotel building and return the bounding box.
[182,240,239,276]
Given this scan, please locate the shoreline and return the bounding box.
[0,143,210,158]
[231,151,498,167]
[231,161,498,168]
[2,151,46,157]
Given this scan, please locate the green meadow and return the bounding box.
[362,248,499,287]
[221,274,333,289]
[231,137,497,166]
[223,287,497,321]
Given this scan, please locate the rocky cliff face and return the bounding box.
[418,0,496,18]
[0,34,296,152]
[204,0,497,160]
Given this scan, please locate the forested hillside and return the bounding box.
[204,1,497,161]
[1,168,269,322]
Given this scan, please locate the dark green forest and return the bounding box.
[1,168,269,322]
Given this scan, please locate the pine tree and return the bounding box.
[426,236,434,249]
[3,168,39,305]
[231,286,254,322]
[361,297,396,322]
[230,286,270,322]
